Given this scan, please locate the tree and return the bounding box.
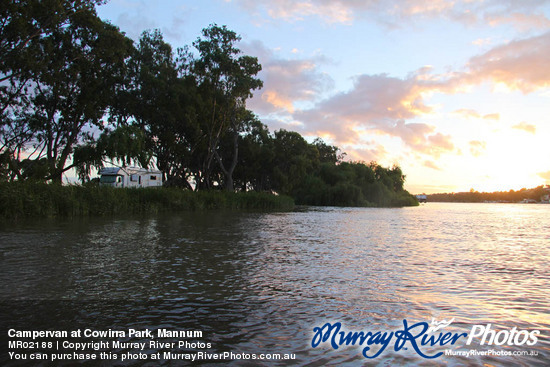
[271,129,319,196]
[387,164,405,191]
[313,137,341,164]
[227,112,273,191]
[73,125,152,182]
[191,24,263,190]
[1,1,133,182]
[115,30,198,188]
[0,0,106,113]
[214,107,261,191]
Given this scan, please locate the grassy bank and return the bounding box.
[0,182,295,220]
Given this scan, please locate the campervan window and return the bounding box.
[100,175,117,184]
[150,176,157,180]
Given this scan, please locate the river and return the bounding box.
[1,203,549,366]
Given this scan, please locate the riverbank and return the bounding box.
[426,185,550,203]
[0,182,295,220]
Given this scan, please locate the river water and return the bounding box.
[1,203,549,366]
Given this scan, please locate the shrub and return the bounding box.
[0,181,294,220]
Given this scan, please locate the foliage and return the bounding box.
[292,161,417,207]
[119,30,197,187]
[428,186,550,203]
[1,0,133,182]
[73,125,152,182]
[0,0,106,111]
[0,181,294,220]
[190,24,263,190]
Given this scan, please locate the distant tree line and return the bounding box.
[0,0,417,207]
[428,186,550,203]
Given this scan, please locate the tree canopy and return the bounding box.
[1,0,132,182]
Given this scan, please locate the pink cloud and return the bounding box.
[233,0,353,24]
[484,11,550,31]
[291,70,456,156]
[464,31,550,93]
[345,144,389,163]
[295,71,441,127]
[425,132,455,157]
[243,41,333,115]
[377,120,455,158]
[231,0,550,30]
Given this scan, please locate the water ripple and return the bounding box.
[1,203,549,365]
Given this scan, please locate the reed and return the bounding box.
[0,181,295,220]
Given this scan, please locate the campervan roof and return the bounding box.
[99,167,122,175]
[99,167,162,175]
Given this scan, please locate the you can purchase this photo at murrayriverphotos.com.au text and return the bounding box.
[1,0,549,366]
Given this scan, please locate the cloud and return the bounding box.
[161,14,190,41]
[484,10,550,31]
[472,37,493,46]
[243,41,333,115]
[345,144,388,163]
[463,31,550,93]
[483,113,500,120]
[454,109,482,119]
[425,132,455,157]
[538,170,550,180]
[102,2,192,42]
[379,121,456,158]
[115,11,156,40]
[295,70,440,126]
[512,122,537,134]
[290,69,457,156]
[242,27,547,165]
[469,140,486,157]
[231,0,550,30]
[232,0,353,24]
[454,109,500,120]
[424,160,442,170]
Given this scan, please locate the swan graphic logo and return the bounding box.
[427,318,455,333]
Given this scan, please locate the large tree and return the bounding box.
[0,0,106,113]
[1,0,133,182]
[118,30,198,188]
[271,129,320,196]
[191,24,263,190]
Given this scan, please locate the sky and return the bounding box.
[96,0,550,194]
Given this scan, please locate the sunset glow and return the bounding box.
[97,0,550,194]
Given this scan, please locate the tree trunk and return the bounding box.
[225,130,239,191]
[215,129,239,192]
[51,171,63,184]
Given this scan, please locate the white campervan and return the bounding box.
[99,167,163,188]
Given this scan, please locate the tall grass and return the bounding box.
[0,181,295,220]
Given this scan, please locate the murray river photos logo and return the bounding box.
[311,318,540,359]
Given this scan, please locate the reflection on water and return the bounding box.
[1,203,549,365]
